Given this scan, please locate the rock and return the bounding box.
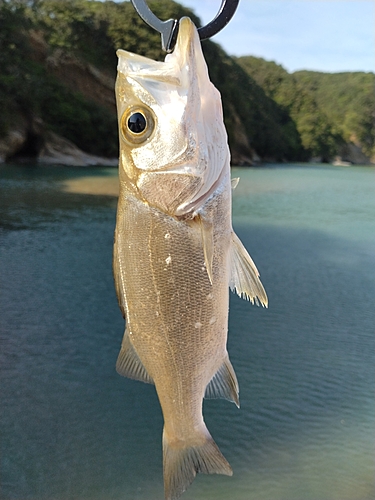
[0,122,28,163]
[231,152,254,166]
[0,130,27,162]
[332,156,352,166]
[29,29,49,63]
[0,110,118,166]
[1,116,44,162]
[226,102,256,166]
[38,131,118,166]
[337,143,373,165]
[45,49,116,113]
[309,156,323,163]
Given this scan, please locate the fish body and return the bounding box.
[114,18,267,500]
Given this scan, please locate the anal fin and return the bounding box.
[205,356,240,408]
[116,329,154,384]
[229,231,268,307]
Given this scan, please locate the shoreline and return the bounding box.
[62,175,120,197]
[2,161,373,198]
[61,161,374,198]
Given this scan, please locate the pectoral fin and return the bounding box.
[116,329,154,384]
[231,177,240,190]
[113,232,126,319]
[205,356,240,407]
[196,214,214,285]
[229,231,268,307]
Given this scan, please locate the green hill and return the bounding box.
[237,56,375,162]
[0,0,373,165]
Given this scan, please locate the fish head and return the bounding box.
[116,17,229,216]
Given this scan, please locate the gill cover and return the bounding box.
[115,17,230,216]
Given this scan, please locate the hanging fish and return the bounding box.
[113,16,267,500]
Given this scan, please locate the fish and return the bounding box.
[113,16,267,500]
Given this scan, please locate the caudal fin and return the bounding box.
[163,427,232,500]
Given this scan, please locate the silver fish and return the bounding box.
[113,17,267,500]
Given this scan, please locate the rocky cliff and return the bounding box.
[0,28,118,166]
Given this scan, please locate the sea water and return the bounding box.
[1,163,374,500]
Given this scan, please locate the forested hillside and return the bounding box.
[237,56,375,162]
[0,0,373,165]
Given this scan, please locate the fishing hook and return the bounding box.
[130,0,240,53]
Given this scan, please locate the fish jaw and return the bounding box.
[115,17,230,217]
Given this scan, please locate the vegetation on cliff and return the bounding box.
[0,0,373,164]
[0,0,118,157]
[237,56,375,161]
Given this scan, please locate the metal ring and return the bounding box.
[130,0,240,52]
[198,0,240,41]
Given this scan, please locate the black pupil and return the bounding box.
[128,112,146,133]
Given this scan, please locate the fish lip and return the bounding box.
[176,17,196,52]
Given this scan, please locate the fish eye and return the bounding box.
[121,106,155,145]
[128,112,146,133]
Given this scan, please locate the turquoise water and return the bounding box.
[1,163,374,500]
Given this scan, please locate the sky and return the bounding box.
[177,0,374,73]
[127,0,374,73]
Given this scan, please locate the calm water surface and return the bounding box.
[1,163,374,500]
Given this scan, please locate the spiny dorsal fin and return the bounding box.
[116,329,154,384]
[197,214,214,285]
[229,231,268,307]
[205,356,240,408]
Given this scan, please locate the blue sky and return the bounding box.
[111,1,374,73]
[178,0,374,73]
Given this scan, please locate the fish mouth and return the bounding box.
[170,17,205,87]
[176,17,197,56]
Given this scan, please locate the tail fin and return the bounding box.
[163,426,232,500]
